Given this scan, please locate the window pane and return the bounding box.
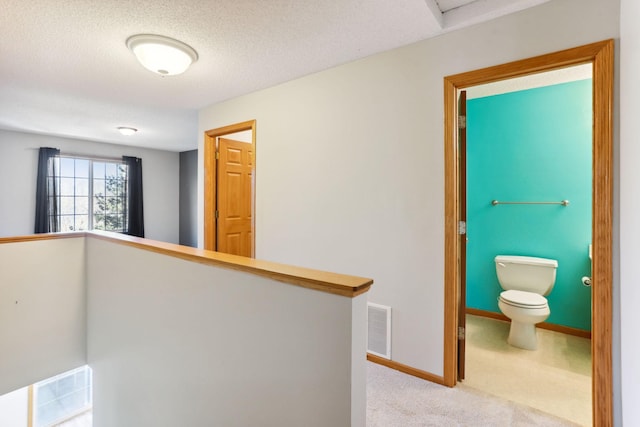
[60,197,75,215]
[93,195,105,213]
[105,214,122,231]
[75,178,89,196]
[105,163,117,178]
[93,215,105,230]
[60,178,75,196]
[35,366,92,427]
[105,179,115,197]
[60,215,75,232]
[75,159,89,178]
[75,197,88,214]
[74,214,88,231]
[106,178,124,197]
[93,194,106,230]
[53,158,128,233]
[60,158,75,177]
[105,196,121,213]
[93,162,105,178]
[93,179,105,196]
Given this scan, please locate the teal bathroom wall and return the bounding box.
[466,79,592,331]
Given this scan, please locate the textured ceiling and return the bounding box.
[0,0,550,152]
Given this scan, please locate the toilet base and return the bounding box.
[507,320,538,350]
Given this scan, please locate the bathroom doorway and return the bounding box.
[443,40,613,425]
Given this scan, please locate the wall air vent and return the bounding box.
[367,302,391,359]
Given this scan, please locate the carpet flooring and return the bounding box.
[366,361,580,426]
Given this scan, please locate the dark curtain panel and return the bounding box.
[34,147,60,233]
[123,156,144,237]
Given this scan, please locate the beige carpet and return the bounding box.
[463,314,592,426]
[367,361,579,426]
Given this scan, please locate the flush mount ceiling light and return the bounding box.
[117,126,138,136]
[126,34,198,76]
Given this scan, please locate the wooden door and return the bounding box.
[457,90,467,381]
[217,137,253,257]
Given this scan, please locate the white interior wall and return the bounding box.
[225,129,252,142]
[351,293,367,427]
[198,0,619,378]
[0,130,180,243]
[86,237,365,427]
[0,238,86,396]
[0,234,367,426]
[0,387,28,427]
[619,0,638,424]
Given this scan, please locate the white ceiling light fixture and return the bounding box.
[126,34,198,76]
[117,126,138,136]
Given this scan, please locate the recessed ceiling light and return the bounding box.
[117,127,138,136]
[126,34,198,76]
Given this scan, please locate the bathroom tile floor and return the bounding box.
[463,314,592,426]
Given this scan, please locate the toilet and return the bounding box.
[495,255,558,350]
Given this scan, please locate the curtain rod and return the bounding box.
[30,147,124,163]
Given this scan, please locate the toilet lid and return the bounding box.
[499,290,548,308]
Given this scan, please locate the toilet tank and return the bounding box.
[494,255,558,296]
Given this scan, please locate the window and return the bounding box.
[53,157,128,232]
[33,366,92,427]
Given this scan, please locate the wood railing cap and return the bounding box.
[1,232,373,298]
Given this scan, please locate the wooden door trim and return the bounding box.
[457,89,467,381]
[204,120,256,255]
[443,39,613,426]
